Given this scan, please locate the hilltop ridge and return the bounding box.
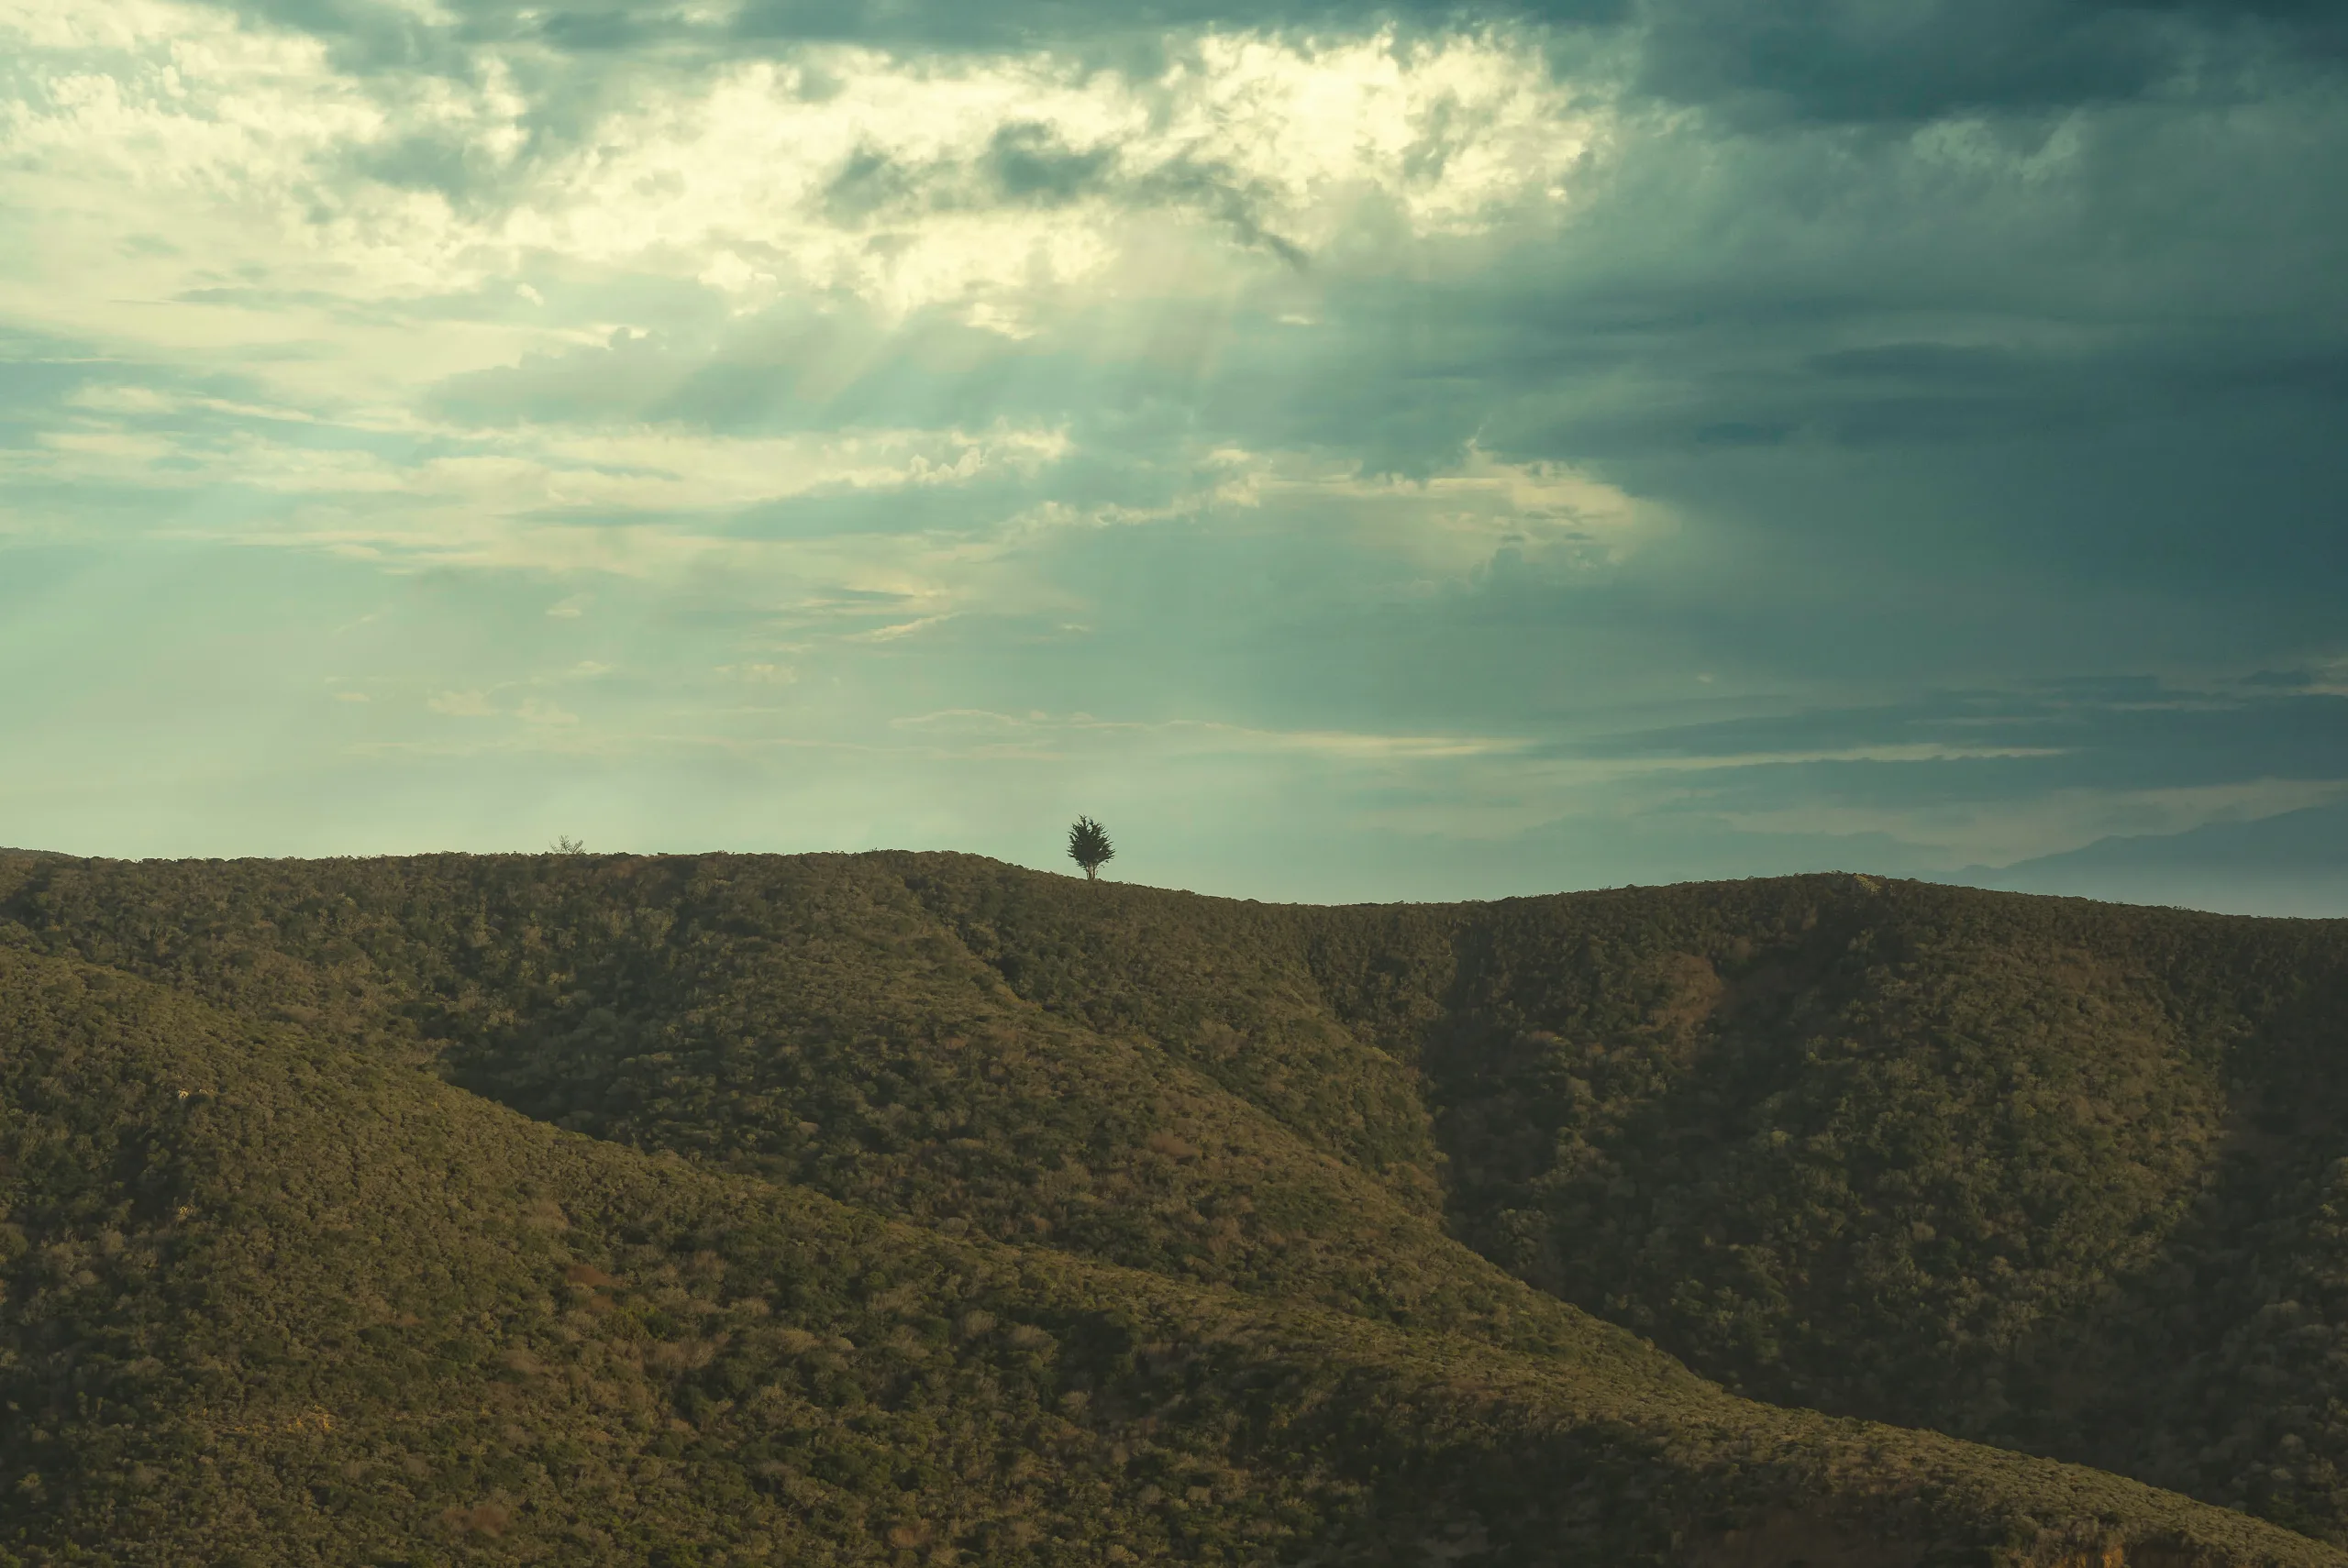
[5,849,2348,1563]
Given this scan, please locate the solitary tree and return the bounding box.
[1068,816,1114,880]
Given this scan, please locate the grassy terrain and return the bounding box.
[4,849,2348,1563]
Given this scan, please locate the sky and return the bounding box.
[2,0,2344,910]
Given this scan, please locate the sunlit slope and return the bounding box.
[0,852,1613,1359]
[1,946,2340,1568]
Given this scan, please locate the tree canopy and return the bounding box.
[1067,816,1113,880]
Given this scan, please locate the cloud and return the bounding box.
[1638,0,2348,123]
[426,689,498,715]
[3,0,2346,903]
[891,706,1523,761]
[1622,687,2348,793]
[0,7,1600,356]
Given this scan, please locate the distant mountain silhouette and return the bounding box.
[1957,800,2348,916]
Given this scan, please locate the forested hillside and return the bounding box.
[889,861,2348,1538]
[888,860,2348,1538]
[4,848,2347,1564]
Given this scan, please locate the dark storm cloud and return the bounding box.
[213,0,2345,125]
[350,131,529,211]
[809,128,1308,263]
[421,80,2348,683]
[817,124,1119,222]
[1103,76,2348,681]
[329,0,2348,844]
[1634,0,2348,122]
[217,0,1604,75]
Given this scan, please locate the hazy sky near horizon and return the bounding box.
[3,0,2345,904]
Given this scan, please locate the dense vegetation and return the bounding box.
[890,862,2348,1539]
[5,848,2348,1564]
